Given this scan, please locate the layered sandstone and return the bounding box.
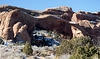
[0,5,100,44]
[71,12,100,41]
[42,6,74,21]
[0,8,38,43]
[0,5,73,43]
[37,14,72,37]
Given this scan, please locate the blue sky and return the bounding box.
[0,0,100,12]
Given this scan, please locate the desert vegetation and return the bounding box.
[23,42,33,55]
[30,12,36,16]
[0,36,4,44]
[55,36,100,59]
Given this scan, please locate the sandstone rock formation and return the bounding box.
[71,12,100,42]
[0,5,39,15]
[13,22,23,37]
[43,6,73,14]
[42,6,74,21]
[0,8,38,43]
[0,5,73,43]
[15,24,31,43]
[0,5,100,44]
[37,14,72,37]
[71,24,91,38]
[13,22,31,43]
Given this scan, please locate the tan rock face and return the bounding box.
[0,5,39,15]
[71,12,100,41]
[71,24,91,38]
[77,11,100,17]
[71,24,100,43]
[0,11,8,37]
[71,25,84,38]
[71,12,100,28]
[42,6,74,21]
[15,25,31,43]
[60,13,74,21]
[3,27,14,40]
[91,12,100,17]
[44,6,73,13]
[13,22,23,37]
[0,7,38,43]
[71,13,99,23]
[37,15,72,37]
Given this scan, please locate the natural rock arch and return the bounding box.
[0,5,73,43]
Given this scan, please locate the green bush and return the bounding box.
[53,30,60,41]
[55,39,73,56]
[23,42,33,55]
[48,31,52,37]
[55,36,99,59]
[0,36,4,44]
[31,13,35,16]
[70,46,97,59]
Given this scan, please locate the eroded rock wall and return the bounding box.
[1,5,100,44]
[0,8,38,43]
[0,5,73,43]
[71,11,100,41]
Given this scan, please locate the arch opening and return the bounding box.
[31,23,60,46]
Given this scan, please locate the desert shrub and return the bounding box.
[53,30,60,41]
[40,50,48,57]
[23,42,33,55]
[0,36,4,44]
[31,13,35,16]
[0,36,3,39]
[48,31,52,37]
[31,38,36,45]
[69,46,97,59]
[0,39,4,44]
[55,39,73,56]
[56,36,99,59]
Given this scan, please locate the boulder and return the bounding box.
[15,25,31,43]
[13,22,23,37]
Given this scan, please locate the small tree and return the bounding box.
[23,42,33,55]
[31,13,35,16]
[53,30,59,41]
[0,36,4,44]
[48,31,52,37]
